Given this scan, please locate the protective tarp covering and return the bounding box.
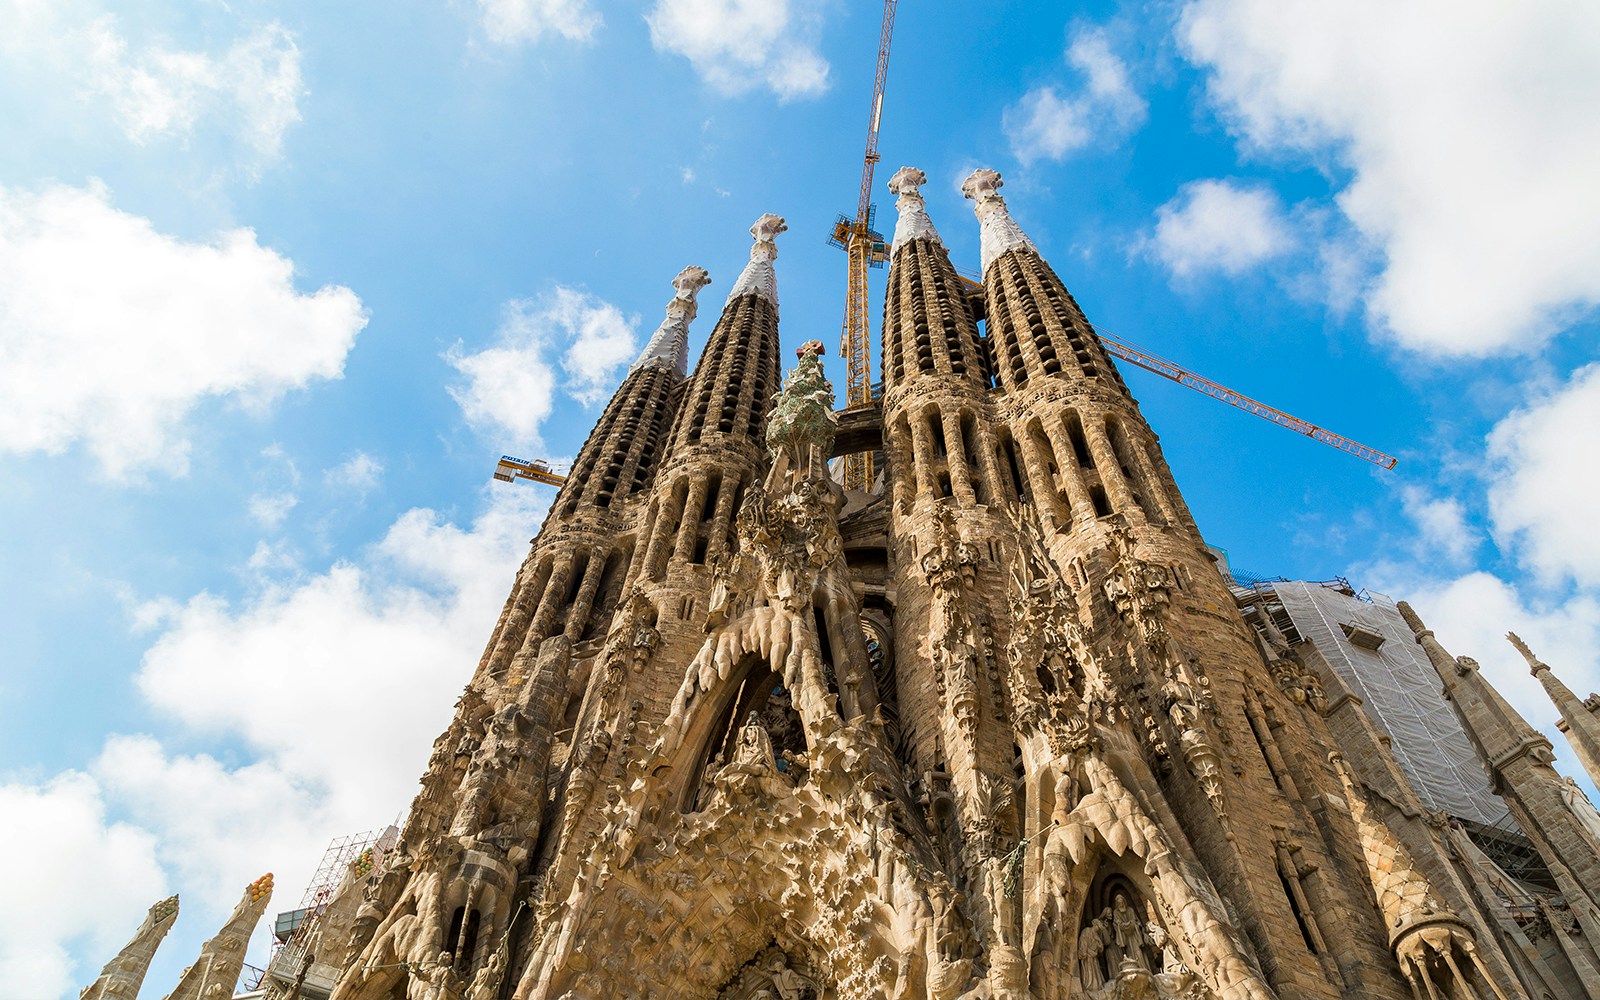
[1272,581,1514,830]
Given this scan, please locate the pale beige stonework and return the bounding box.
[89,168,1600,1000]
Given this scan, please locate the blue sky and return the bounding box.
[2,1,1599,996]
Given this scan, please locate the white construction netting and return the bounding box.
[1272,581,1515,831]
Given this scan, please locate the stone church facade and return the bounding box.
[89,167,1600,1000]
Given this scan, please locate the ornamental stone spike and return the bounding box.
[163,873,273,1000]
[888,166,943,254]
[632,265,711,378]
[80,894,180,1000]
[1510,631,1600,790]
[726,212,787,313]
[961,167,1037,274]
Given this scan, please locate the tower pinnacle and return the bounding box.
[726,213,787,311]
[632,265,711,378]
[888,166,942,253]
[1510,631,1600,789]
[961,167,1036,273]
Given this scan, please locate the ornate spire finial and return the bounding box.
[888,166,943,253]
[81,894,181,1000]
[1506,632,1546,674]
[961,167,1036,274]
[727,213,786,311]
[633,265,711,377]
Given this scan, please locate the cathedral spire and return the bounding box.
[1397,603,1555,779]
[632,265,711,378]
[81,895,179,1000]
[1510,631,1600,789]
[726,212,786,312]
[888,166,943,254]
[961,167,1036,274]
[163,874,273,1000]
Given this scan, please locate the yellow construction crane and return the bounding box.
[493,455,568,487]
[828,0,899,491]
[949,269,1396,469]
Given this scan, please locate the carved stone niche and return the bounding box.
[688,662,808,811]
[716,946,821,1000]
[1065,872,1212,1000]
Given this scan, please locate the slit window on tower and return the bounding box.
[929,413,948,458]
[959,411,985,504]
[558,550,590,617]
[1090,485,1111,518]
[1064,411,1094,468]
[978,333,998,389]
[582,545,629,641]
[999,430,1028,504]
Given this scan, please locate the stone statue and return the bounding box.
[1111,893,1149,971]
[764,953,811,1000]
[1078,916,1109,991]
[722,712,777,778]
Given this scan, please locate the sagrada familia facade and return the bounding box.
[85,168,1600,1000]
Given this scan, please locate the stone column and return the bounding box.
[703,472,742,564]
[563,550,610,644]
[1043,417,1097,524]
[673,477,710,563]
[1084,420,1139,519]
[907,413,941,500]
[941,410,977,505]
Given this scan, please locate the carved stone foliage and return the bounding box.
[920,504,982,733]
[1002,503,1088,737]
[766,340,838,485]
[1101,519,1173,658]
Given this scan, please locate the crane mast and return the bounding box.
[829,0,898,491]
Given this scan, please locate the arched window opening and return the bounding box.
[1064,411,1094,468]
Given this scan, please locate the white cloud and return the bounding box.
[1178,0,1600,355]
[0,182,366,479]
[1487,363,1600,588]
[325,452,385,494]
[1399,486,1479,567]
[1149,179,1295,278]
[247,491,299,529]
[0,773,167,1000]
[0,3,303,169]
[477,0,601,46]
[646,0,830,101]
[1004,27,1147,164]
[448,287,636,448]
[1,486,548,995]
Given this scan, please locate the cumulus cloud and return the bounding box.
[477,0,601,46]
[0,485,548,994]
[1149,179,1295,278]
[0,773,167,1000]
[448,287,637,447]
[1178,0,1600,355]
[0,2,303,169]
[1004,27,1147,164]
[1487,363,1600,588]
[1398,486,1480,568]
[325,452,385,494]
[0,182,366,479]
[646,0,830,101]
[248,491,299,529]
